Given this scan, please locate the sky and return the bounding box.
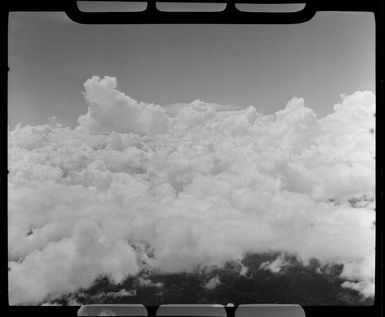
[8,10,374,128]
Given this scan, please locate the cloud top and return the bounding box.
[8,76,375,304]
[78,76,169,135]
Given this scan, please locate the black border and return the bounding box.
[1,1,383,316]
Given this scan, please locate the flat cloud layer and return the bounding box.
[8,76,375,304]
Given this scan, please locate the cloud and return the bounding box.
[205,276,221,290]
[260,254,290,274]
[163,100,245,117]
[341,281,374,299]
[9,219,139,305]
[8,76,375,303]
[78,76,169,135]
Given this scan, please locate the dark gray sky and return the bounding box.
[8,11,374,128]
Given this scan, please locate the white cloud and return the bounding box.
[8,76,376,303]
[260,255,290,274]
[341,280,374,298]
[78,76,169,135]
[205,276,221,290]
[163,100,244,117]
[9,219,139,305]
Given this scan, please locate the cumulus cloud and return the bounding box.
[8,76,375,304]
[9,218,139,305]
[78,76,169,135]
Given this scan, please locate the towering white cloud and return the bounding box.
[8,76,375,304]
[78,76,169,135]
